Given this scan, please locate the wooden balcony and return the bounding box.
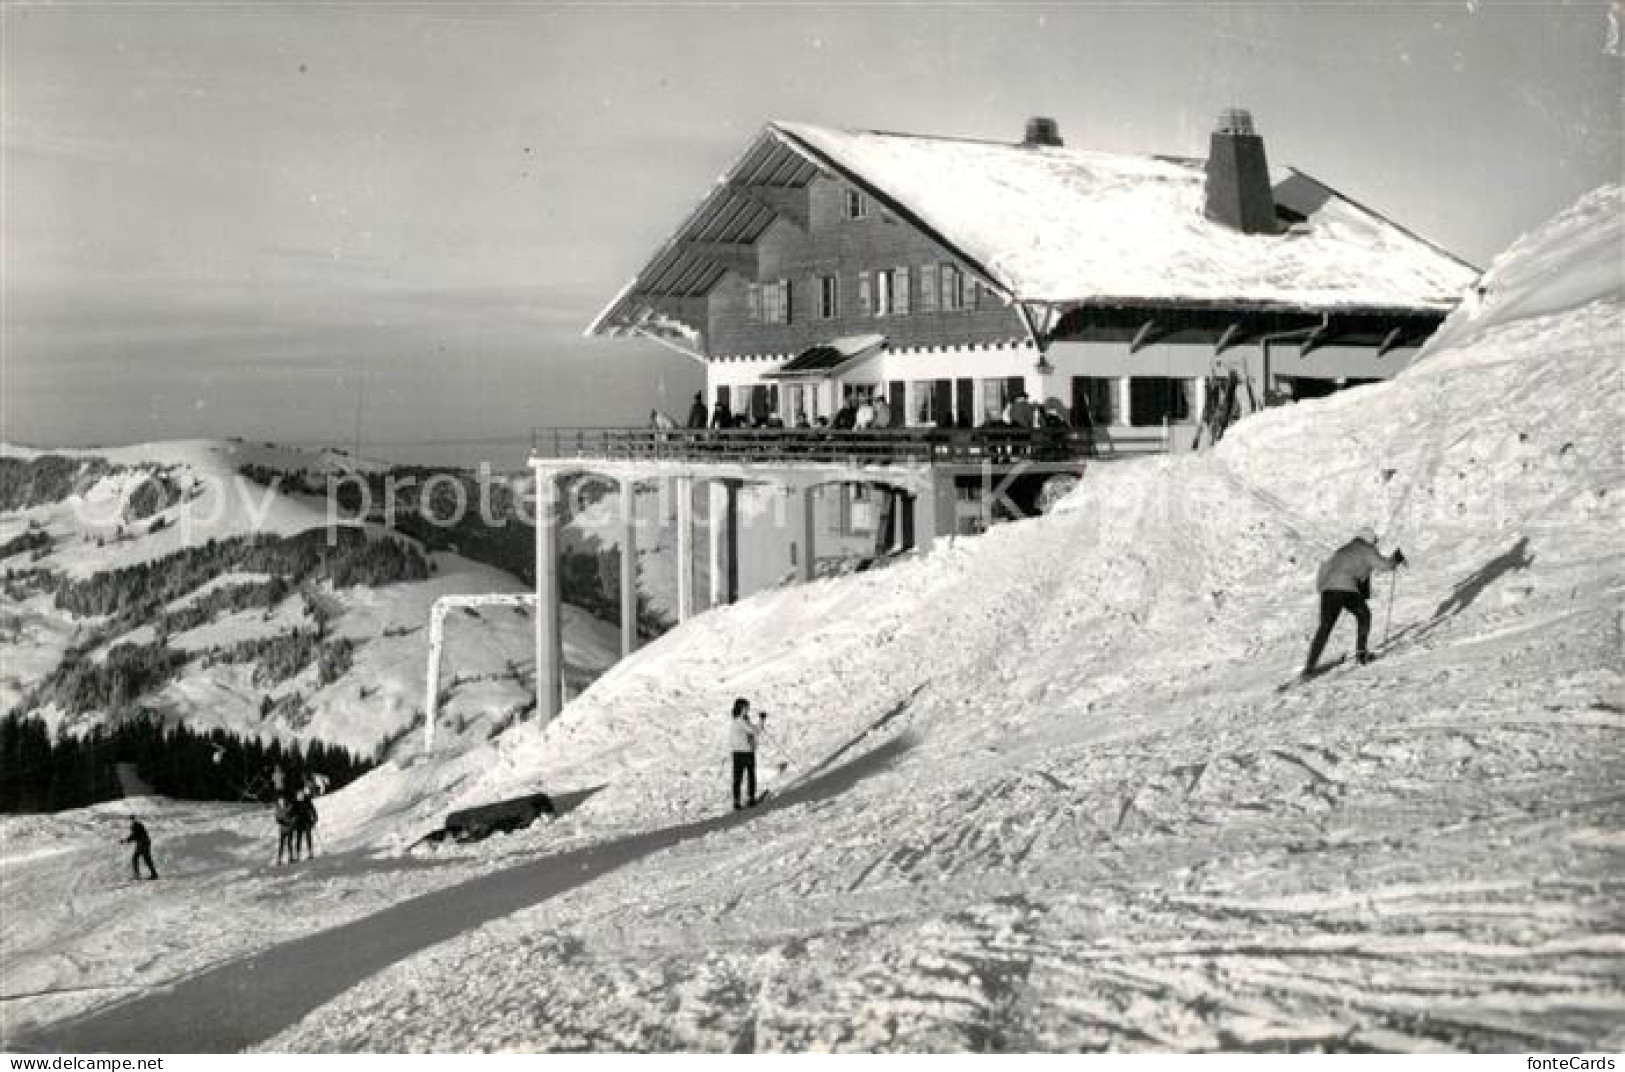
[529,425,1138,468]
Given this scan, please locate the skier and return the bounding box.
[1303,526,1407,676]
[274,791,299,864]
[728,698,766,810]
[123,816,158,880]
[293,782,319,859]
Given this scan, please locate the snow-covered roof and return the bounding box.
[772,121,1479,311]
[588,122,1482,339]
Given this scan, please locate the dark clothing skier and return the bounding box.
[123,818,158,880]
[293,790,318,859]
[275,793,299,864]
[728,698,764,810]
[1304,528,1406,675]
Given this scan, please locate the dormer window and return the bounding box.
[845,190,869,219]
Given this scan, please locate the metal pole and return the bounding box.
[1383,568,1400,648]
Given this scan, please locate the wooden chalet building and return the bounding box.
[512,112,1480,720]
[588,110,1479,448]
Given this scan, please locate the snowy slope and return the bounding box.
[4,188,1618,1053]
[247,187,1622,1049]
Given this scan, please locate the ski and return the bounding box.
[1276,654,1349,693]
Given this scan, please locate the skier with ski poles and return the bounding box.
[1302,526,1406,678]
[122,816,159,881]
[728,697,766,810]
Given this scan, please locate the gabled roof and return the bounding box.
[588,121,1481,340]
[763,334,886,380]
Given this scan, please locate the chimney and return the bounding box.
[1203,108,1277,235]
[1022,116,1063,148]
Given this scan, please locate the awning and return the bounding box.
[763,334,887,380]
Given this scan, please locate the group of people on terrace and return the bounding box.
[650,391,1074,437]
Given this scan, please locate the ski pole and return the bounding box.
[1383,568,1400,647]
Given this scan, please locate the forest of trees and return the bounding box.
[51,526,428,620]
[0,454,118,511]
[0,713,372,814]
[121,470,187,521]
[0,526,52,562]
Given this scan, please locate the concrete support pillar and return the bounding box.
[675,475,693,622]
[423,603,446,754]
[1117,377,1134,428]
[619,479,638,657]
[724,480,740,604]
[708,481,726,609]
[532,467,562,723]
[799,486,817,583]
[911,485,939,551]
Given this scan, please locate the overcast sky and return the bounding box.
[3,2,1619,466]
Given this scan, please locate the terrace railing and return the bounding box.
[530,425,1105,467]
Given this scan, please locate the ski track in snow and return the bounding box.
[6,188,1625,1053]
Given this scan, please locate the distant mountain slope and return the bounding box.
[0,440,620,760]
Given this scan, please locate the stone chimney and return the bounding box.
[1203,108,1277,234]
[1022,116,1064,148]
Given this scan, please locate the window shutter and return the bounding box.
[918,265,937,313]
[895,266,910,316]
[747,283,761,322]
[781,279,793,324]
[858,271,872,316]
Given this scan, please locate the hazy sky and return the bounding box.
[3,2,1619,467]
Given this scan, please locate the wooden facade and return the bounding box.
[590,117,1477,450]
[706,175,1026,358]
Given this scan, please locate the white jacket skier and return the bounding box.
[728,698,763,809]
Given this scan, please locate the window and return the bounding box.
[858,271,872,316]
[872,267,910,316]
[1071,377,1116,426]
[940,265,965,312]
[785,384,818,424]
[917,265,937,314]
[1129,377,1195,426]
[817,275,839,319]
[981,376,1025,422]
[909,380,953,426]
[758,279,792,324]
[874,270,893,316]
[845,190,869,219]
